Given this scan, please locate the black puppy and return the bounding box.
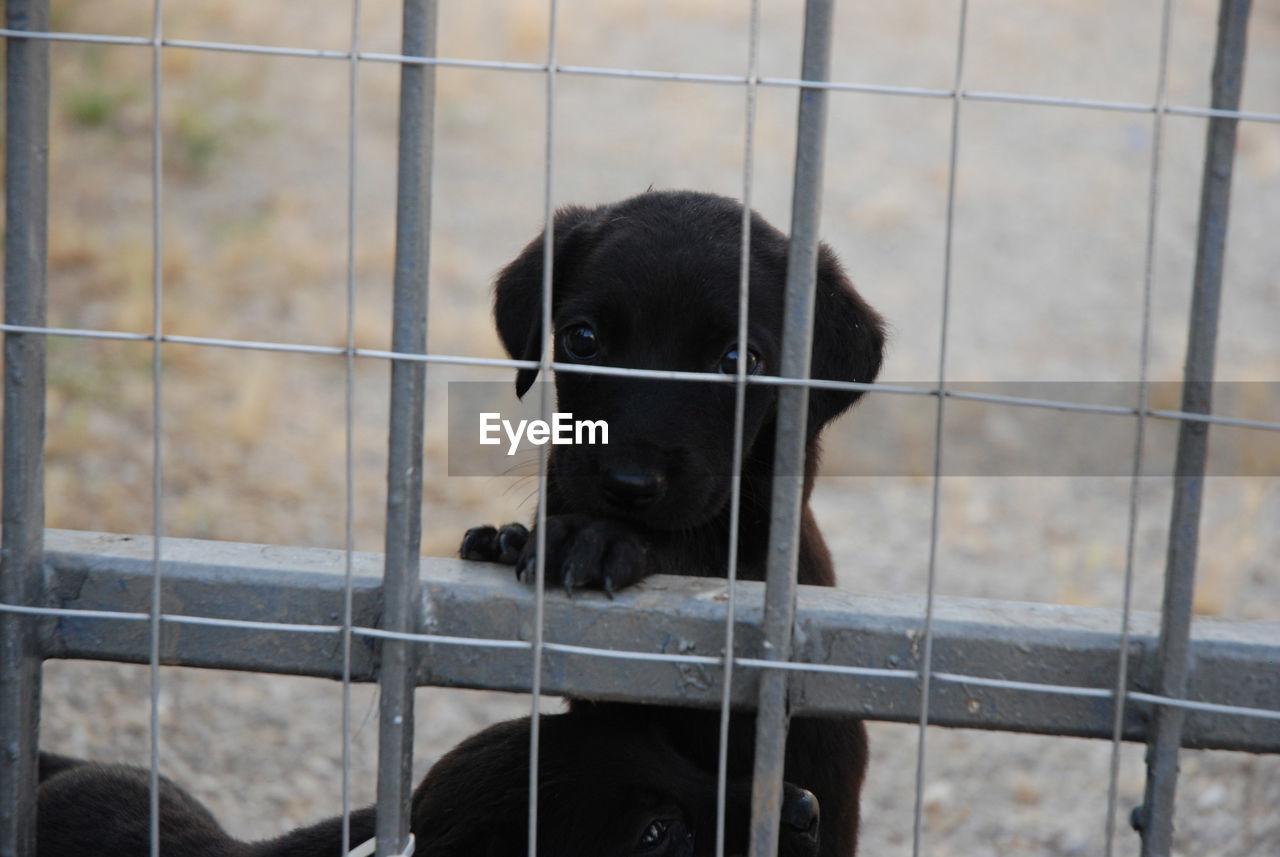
[37,751,373,857]
[462,190,885,857]
[36,708,820,857]
[412,705,819,857]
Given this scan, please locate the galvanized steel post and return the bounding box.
[1138,2,1252,855]
[748,2,834,856]
[375,1,438,855]
[1,2,51,855]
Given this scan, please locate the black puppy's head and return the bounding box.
[493,190,884,528]
[411,712,820,857]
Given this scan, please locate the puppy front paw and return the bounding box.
[460,522,529,564]
[515,515,652,598]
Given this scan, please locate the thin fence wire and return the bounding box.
[7,595,1278,728]
[716,1,763,853]
[4,322,1277,438]
[1106,0,1176,853]
[146,2,165,855]
[912,3,969,855]
[527,1,561,854]
[342,0,365,852]
[2,25,1280,126]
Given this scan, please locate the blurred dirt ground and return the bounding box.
[7,0,1280,854]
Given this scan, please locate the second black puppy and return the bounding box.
[37,708,820,856]
[463,190,886,857]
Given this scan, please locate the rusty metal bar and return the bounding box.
[0,2,51,854]
[1138,2,1253,855]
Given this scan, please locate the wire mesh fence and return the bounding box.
[3,1,1279,856]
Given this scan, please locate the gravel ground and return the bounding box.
[24,1,1280,855]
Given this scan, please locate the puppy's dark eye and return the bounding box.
[718,347,762,376]
[639,819,669,848]
[562,325,599,361]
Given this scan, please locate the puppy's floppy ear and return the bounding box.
[806,243,886,436]
[493,205,598,399]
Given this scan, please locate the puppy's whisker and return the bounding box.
[500,473,535,501]
[499,451,542,478]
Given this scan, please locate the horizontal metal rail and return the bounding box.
[20,529,1280,753]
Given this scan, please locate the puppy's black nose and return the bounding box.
[782,786,819,837]
[600,463,666,508]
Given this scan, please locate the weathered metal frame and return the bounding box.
[373,1,437,854]
[20,528,1279,756]
[1,3,51,855]
[748,1,835,855]
[1137,2,1254,854]
[1,2,1271,857]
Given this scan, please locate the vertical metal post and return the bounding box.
[1,3,51,856]
[747,2,833,856]
[375,1,437,855]
[1138,2,1251,855]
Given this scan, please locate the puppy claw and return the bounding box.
[461,523,530,566]
[460,525,499,562]
[496,523,529,564]
[485,516,650,597]
[515,554,536,585]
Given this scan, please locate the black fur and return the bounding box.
[36,709,819,857]
[37,753,372,857]
[412,706,819,857]
[460,190,886,857]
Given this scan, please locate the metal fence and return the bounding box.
[2,2,1278,857]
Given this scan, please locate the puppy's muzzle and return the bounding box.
[600,462,667,510]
